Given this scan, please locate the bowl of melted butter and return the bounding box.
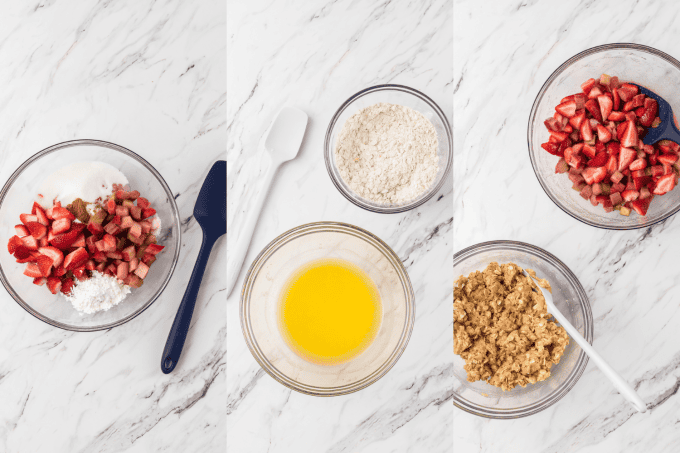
[240,222,415,396]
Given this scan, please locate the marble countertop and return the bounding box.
[455,1,680,452]
[227,0,452,452]
[0,1,225,452]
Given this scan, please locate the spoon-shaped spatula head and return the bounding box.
[161,160,226,374]
[225,107,308,297]
[521,269,646,413]
[631,84,680,145]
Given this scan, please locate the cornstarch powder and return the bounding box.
[334,103,439,204]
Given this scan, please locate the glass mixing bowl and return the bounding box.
[240,222,415,396]
[324,85,452,213]
[528,43,680,229]
[453,241,593,418]
[0,139,181,331]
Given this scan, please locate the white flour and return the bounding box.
[65,271,131,314]
[334,103,439,204]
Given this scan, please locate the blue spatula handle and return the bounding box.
[161,232,217,374]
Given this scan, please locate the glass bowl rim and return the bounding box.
[527,43,680,230]
[324,84,453,214]
[453,240,593,418]
[0,139,181,332]
[239,221,416,396]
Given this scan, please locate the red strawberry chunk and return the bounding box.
[21,236,39,250]
[20,213,38,225]
[26,222,47,240]
[136,197,150,209]
[15,224,29,237]
[72,233,86,248]
[46,277,62,295]
[36,255,53,277]
[24,263,43,278]
[556,100,577,118]
[38,246,64,267]
[629,158,647,171]
[51,218,72,235]
[588,152,608,167]
[618,147,637,172]
[631,198,652,216]
[63,247,89,271]
[8,235,24,254]
[51,207,75,221]
[33,277,47,286]
[597,95,613,121]
[85,219,103,236]
[141,208,156,220]
[61,278,75,295]
[144,243,165,255]
[582,167,607,185]
[106,198,117,215]
[653,174,676,195]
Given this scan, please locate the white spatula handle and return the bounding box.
[525,272,647,413]
[226,162,277,297]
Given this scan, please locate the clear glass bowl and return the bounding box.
[453,241,593,418]
[528,43,680,229]
[240,222,415,396]
[0,140,181,331]
[324,85,452,213]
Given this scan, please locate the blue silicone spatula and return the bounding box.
[161,160,226,374]
[632,84,680,145]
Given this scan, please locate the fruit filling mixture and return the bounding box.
[541,74,680,216]
[5,162,164,314]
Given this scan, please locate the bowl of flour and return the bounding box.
[324,85,452,213]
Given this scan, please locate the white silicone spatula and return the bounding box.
[521,269,647,413]
[226,107,308,297]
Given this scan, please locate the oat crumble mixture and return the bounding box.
[454,262,570,391]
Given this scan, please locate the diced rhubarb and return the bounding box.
[144,243,165,255]
[134,262,149,279]
[116,262,129,281]
[121,245,136,261]
[129,257,139,272]
[142,254,156,266]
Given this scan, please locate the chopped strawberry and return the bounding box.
[8,235,24,254]
[597,95,613,121]
[21,236,39,250]
[23,263,43,278]
[61,278,75,295]
[588,152,608,167]
[653,174,676,195]
[93,251,107,262]
[585,99,603,123]
[36,255,53,277]
[63,247,89,271]
[596,124,611,143]
[617,84,638,102]
[51,207,75,221]
[581,78,597,94]
[136,197,150,209]
[72,233,86,248]
[618,147,637,172]
[580,120,593,142]
[33,277,47,286]
[141,208,157,220]
[26,222,47,240]
[631,198,651,216]
[582,167,607,185]
[620,121,639,148]
[629,158,647,171]
[106,198,117,215]
[20,213,38,225]
[15,224,29,237]
[38,246,64,267]
[46,277,62,295]
[555,100,577,118]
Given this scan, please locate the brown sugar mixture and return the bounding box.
[454,262,569,391]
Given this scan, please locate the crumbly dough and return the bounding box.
[454,262,569,391]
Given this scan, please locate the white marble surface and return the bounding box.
[227,0,452,452]
[455,1,680,452]
[0,1,225,452]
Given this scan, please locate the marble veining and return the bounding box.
[228,0,452,451]
[455,0,680,451]
[0,1,225,452]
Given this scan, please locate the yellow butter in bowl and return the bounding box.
[278,258,382,365]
